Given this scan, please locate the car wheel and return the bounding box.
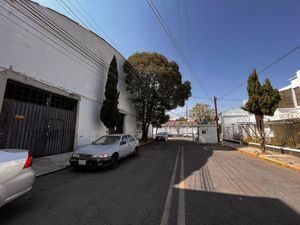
[110,153,119,168]
[133,147,138,157]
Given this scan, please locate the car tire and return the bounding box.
[110,153,119,169]
[132,147,138,157]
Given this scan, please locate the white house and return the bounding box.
[0,0,137,157]
[221,69,300,140]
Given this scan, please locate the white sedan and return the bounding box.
[156,132,168,141]
[0,149,35,207]
[69,134,139,168]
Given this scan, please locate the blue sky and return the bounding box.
[33,0,300,117]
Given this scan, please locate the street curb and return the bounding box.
[140,140,154,146]
[35,165,70,178]
[237,149,300,172]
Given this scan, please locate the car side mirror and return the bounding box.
[120,141,126,145]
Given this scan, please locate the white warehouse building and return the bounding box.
[0,0,137,157]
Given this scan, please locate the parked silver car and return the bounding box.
[155,132,168,141]
[0,149,35,207]
[69,134,139,168]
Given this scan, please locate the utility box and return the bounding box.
[196,124,218,143]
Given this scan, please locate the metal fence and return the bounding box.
[156,126,198,137]
[222,120,300,148]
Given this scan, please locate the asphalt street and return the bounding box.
[0,140,299,225]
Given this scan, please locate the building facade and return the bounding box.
[0,0,137,157]
[278,69,300,110]
[221,69,300,143]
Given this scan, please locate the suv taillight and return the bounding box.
[23,152,33,169]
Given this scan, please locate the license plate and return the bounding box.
[78,160,86,165]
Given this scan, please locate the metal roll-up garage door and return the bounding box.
[0,80,77,157]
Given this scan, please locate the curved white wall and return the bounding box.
[0,0,137,148]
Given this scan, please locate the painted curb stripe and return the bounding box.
[238,149,300,172]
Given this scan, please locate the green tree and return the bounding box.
[124,52,191,140]
[152,112,170,135]
[100,55,120,134]
[190,103,214,124]
[242,69,281,153]
[175,117,187,135]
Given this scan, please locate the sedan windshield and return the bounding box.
[93,136,121,145]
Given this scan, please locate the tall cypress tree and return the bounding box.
[100,55,120,134]
[242,69,281,153]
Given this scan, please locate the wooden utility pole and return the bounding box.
[214,96,220,142]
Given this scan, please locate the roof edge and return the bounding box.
[29,0,127,61]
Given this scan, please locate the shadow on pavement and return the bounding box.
[175,140,300,225]
[1,140,298,225]
[177,140,242,189]
[184,189,300,225]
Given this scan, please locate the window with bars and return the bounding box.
[278,89,294,108]
[294,87,300,107]
[4,80,77,111]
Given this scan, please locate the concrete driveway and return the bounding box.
[0,140,299,225]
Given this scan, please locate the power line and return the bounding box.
[73,0,122,53]
[14,0,138,87]
[183,0,191,61]
[56,0,119,64]
[63,0,145,88]
[145,0,212,102]
[0,5,125,92]
[219,43,300,100]
[55,0,87,29]
[57,0,188,117]
[64,0,97,31]
[190,96,212,100]
[218,98,244,102]
[56,0,141,83]
[2,1,182,118]
[57,0,183,117]
[176,0,182,46]
[17,0,114,71]
[61,0,127,69]
[191,96,243,103]
[2,2,126,90]
[257,44,300,74]
[55,0,121,62]
[0,5,100,74]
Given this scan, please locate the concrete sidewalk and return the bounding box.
[32,152,72,177]
[222,141,300,172]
